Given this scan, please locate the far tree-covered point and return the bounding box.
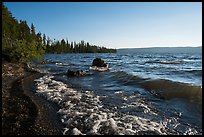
[45,38,116,54]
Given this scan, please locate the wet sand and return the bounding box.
[2,61,64,135]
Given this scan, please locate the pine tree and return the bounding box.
[31,23,35,35]
[43,34,46,46]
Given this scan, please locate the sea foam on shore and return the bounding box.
[34,75,199,135]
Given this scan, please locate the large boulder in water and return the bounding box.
[90,58,108,71]
[67,69,86,76]
[91,58,108,67]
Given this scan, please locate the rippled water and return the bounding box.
[30,52,202,135]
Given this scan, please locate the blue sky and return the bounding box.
[4,2,202,49]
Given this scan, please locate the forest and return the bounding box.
[2,3,116,62]
[45,38,116,54]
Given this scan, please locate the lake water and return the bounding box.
[30,52,202,135]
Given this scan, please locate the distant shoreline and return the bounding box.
[117,46,202,54]
[117,46,202,49]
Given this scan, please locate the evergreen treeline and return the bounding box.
[45,39,116,54]
[2,3,116,62]
[2,3,45,62]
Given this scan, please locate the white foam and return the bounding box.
[56,62,72,66]
[90,66,109,71]
[34,75,197,135]
[71,127,84,135]
[114,91,124,94]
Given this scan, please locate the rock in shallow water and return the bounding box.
[67,69,86,77]
[92,58,108,67]
[90,58,109,71]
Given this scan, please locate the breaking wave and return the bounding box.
[34,75,201,135]
[110,71,202,105]
[143,79,202,104]
[187,70,202,77]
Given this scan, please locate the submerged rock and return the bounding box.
[90,58,108,71]
[67,69,86,76]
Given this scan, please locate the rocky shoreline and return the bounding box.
[2,61,64,135]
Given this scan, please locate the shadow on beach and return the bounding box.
[2,61,64,135]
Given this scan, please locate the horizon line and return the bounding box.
[116,46,202,49]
